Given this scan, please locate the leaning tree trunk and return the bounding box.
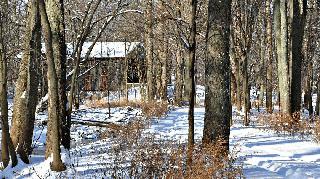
[275,0,291,114]
[0,0,18,166]
[39,0,65,171]
[10,0,41,164]
[203,0,232,151]
[46,0,69,150]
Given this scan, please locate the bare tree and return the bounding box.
[45,0,69,149]
[10,0,41,163]
[39,0,66,171]
[231,0,259,125]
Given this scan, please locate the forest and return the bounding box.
[0,0,320,178]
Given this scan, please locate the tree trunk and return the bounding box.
[231,73,237,105]
[158,1,167,101]
[184,51,191,102]
[67,0,102,119]
[0,0,18,167]
[259,83,265,111]
[236,60,242,111]
[275,0,291,114]
[145,0,154,101]
[185,0,197,166]
[242,56,250,126]
[10,0,41,164]
[266,0,273,113]
[316,80,320,116]
[305,61,313,115]
[155,55,162,99]
[203,0,232,151]
[39,0,65,171]
[46,0,69,150]
[187,0,197,148]
[175,42,183,106]
[230,35,240,110]
[123,43,128,102]
[258,5,265,110]
[290,0,307,114]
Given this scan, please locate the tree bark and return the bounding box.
[203,0,232,151]
[46,0,69,150]
[0,0,18,167]
[258,6,265,110]
[187,0,197,148]
[266,0,273,113]
[230,35,241,111]
[275,0,291,114]
[145,0,154,101]
[305,61,313,115]
[39,0,65,171]
[158,1,167,101]
[123,42,128,102]
[236,60,242,111]
[242,56,250,126]
[290,0,307,114]
[10,0,41,164]
[316,80,320,116]
[184,50,191,102]
[175,42,183,106]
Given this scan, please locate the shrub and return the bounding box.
[140,101,168,118]
[313,120,320,143]
[101,119,242,178]
[258,112,312,137]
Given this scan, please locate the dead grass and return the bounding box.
[85,98,168,118]
[313,120,320,143]
[139,101,168,118]
[258,112,313,138]
[101,118,243,178]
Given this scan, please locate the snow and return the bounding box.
[20,91,26,99]
[16,42,140,59]
[73,42,140,58]
[1,90,320,178]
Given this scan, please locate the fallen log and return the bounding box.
[71,119,111,127]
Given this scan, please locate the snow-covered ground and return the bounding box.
[1,90,320,178]
[148,107,320,178]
